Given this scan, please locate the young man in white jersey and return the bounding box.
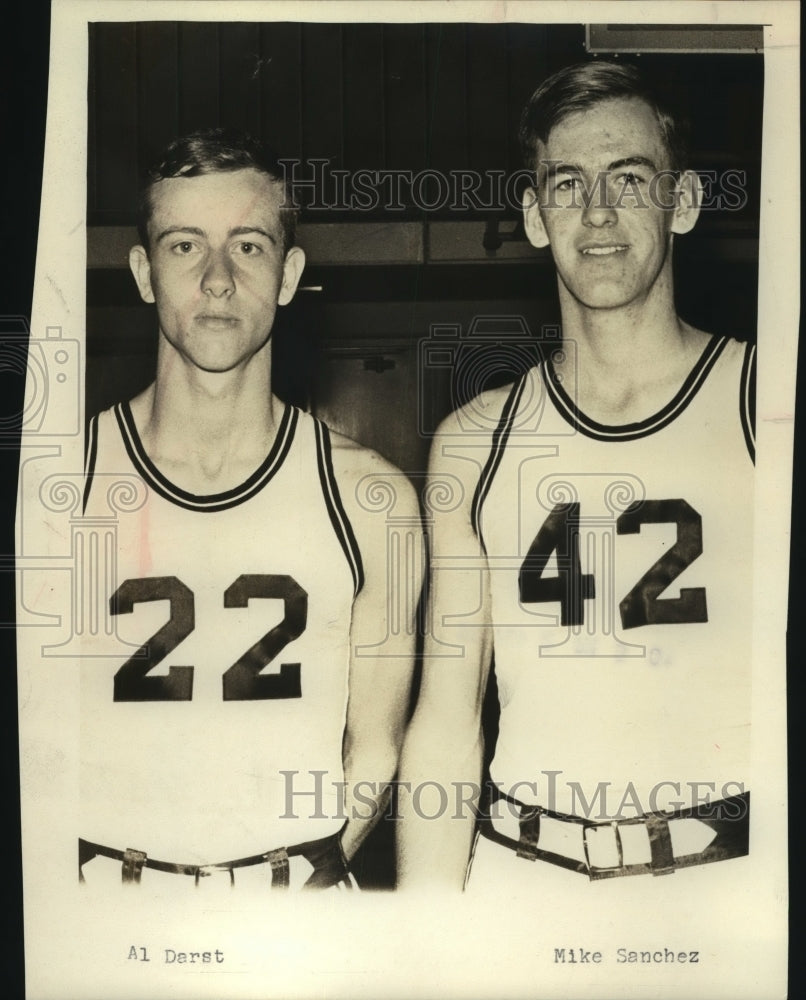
[398,62,754,890]
[80,129,422,890]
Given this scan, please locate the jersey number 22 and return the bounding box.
[110,574,307,702]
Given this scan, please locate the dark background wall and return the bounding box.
[87,22,763,480]
[87,21,762,227]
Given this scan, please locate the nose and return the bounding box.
[202,251,235,297]
[581,175,617,228]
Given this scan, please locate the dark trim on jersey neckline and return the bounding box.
[543,334,729,442]
[113,400,298,512]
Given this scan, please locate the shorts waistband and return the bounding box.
[477,790,749,880]
[78,830,351,889]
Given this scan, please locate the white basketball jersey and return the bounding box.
[81,402,363,861]
[474,336,755,817]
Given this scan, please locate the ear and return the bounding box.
[278,245,306,306]
[522,185,550,249]
[128,245,155,304]
[670,170,703,236]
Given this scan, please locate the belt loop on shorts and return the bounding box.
[78,839,96,883]
[645,813,676,876]
[267,848,290,888]
[516,808,541,861]
[121,848,147,884]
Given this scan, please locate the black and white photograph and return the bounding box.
[12,1,796,997]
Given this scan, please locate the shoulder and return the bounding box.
[680,330,754,400]
[702,336,755,399]
[86,402,123,456]
[685,333,755,461]
[715,335,754,366]
[324,423,420,529]
[686,329,753,373]
[323,426,424,597]
[90,386,156,440]
[433,380,524,443]
[88,403,118,428]
[402,379,527,543]
[327,425,414,492]
[83,401,135,507]
[427,378,530,499]
[718,338,756,461]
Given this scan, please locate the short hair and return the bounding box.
[136,127,297,254]
[519,61,689,175]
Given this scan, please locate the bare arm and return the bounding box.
[330,439,424,863]
[396,405,500,889]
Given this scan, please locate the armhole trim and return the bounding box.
[82,414,99,513]
[740,341,756,464]
[315,420,365,599]
[471,375,529,547]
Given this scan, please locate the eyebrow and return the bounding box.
[608,156,660,173]
[229,226,277,244]
[544,155,661,178]
[543,162,583,179]
[155,225,278,245]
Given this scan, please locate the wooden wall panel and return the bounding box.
[426,25,469,172]
[218,22,263,136]
[259,23,303,158]
[137,22,180,168]
[88,21,763,229]
[466,23,510,173]
[342,25,386,171]
[383,24,428,173]
[91,22,139,215]
[504,23,551,170]
[178,23,220,135]
[301,23,344,165]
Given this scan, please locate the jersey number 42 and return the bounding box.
[519,499,708,629]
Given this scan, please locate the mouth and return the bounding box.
[195,314,239,326]
[580,245,629,257]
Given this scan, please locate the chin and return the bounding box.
[571,292,636,311]
[186,354,248,374]
[564,279,645,311]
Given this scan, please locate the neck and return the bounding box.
[129,343,283,492]
[553,273,711,423]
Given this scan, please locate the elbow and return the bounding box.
[400,713,485,782]
[343,733,404,789]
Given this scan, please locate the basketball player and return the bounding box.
[80,129,422,890]
[398,62,754,890]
